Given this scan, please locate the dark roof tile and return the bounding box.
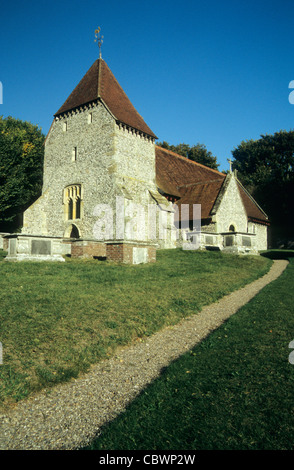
[156,146,226,219]
[55,59,157,138]
[237,182,269,223]
[155,146,269,224]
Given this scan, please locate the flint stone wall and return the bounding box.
[22,101,167,247]
[215,175,248,234]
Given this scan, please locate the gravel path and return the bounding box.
[0,259,288,450]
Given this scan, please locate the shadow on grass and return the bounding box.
[261,249,294,260]
[0,250,7,261]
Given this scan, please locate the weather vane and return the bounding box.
[94,27,104,59]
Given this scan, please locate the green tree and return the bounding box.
[158,141,219,170]
[0,116,45,232]
[231,130,294,245]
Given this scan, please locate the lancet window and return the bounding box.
[64,184,82,220]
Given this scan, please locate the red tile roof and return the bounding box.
[155,146,269,224]
[155,146,225,193]
[177,180,226,220]
[55,59,157,138]
[155,146,226,220]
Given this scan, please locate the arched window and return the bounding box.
[68,198,73,220]
[64,185,82,220]
[229,224,235,232]
[76,196,81,219]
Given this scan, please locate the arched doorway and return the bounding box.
[64,224,81,239]
[70,225,80,238]
[229,224,236,232]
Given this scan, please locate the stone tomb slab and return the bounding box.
[31,239,52,255]
[4,235,65,262]
[133,246,148,264]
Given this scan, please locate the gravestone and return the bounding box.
[205,236,214,245]
[225,235,234,247]
[31,239,51,255]
[133,246,148,264]
[242,236,251,247]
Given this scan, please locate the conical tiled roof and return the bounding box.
[54,59,157,138]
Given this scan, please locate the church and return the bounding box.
[3,56,269,263]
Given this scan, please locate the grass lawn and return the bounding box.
[83,253,294,450]
[0,248,272,410]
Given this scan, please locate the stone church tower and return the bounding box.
[19,58,173,262]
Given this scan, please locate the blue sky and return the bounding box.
[0,0,293,171]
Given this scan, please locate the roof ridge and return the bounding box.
[100,60,156,137]
[97,58,102,97]
[155,145,225,177]
[101,60,134,109]
[177,178,225,189]
[54,60,99,116]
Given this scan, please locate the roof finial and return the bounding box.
[227,158,233,173]
[94,27,104,59]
